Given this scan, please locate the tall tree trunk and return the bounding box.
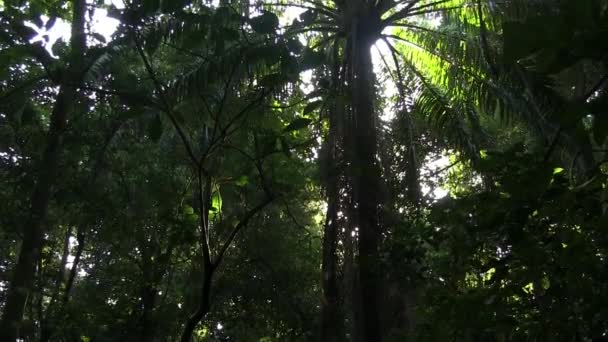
[0,1,87,339]
[320,183,343,341]
[320,79,345,341]
[140,284,158,342]
[350,16,384,342]
[62,225,85,305]
[179,265,214,342]
[40,226,72,342]
[180,173,214,342]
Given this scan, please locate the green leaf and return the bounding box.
[20,104,37,126]
[183,205,194,215]
[250,11,279,34]
[235,175,249,187]
[303,100,322,115]
[300,48,325,70]
[259,73,288,88]
[209,191,222,216]
[283,117,312,133]
[279,136,292,158]
[148,114,163,142]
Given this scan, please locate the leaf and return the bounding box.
[45,16,57,30]
[286,39,303,54]
[300,48,325,70]
[303,100,322,115]
[279,136,292,158]
[259,73,288,88]
[20,104,37,126]
[298,10,317,25]
[210,191,222,215]
[250,11,279,34]
[235,175,249,187]
[92,33,107,44]
[148,114,163,141]
[183,205,195,215]
[283,117,312,133]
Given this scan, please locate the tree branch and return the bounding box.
[213,196,274,268]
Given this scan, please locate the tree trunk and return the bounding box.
[350,17,384,342]
[320,80,345,341]
[62,225,85,305]
[0,2,86,339]
[40,226,72,342]
[320,186,343,341]
[140,285,158,342]
[180,172,214,342]
[179,265,214,342]
[0,3,86,338]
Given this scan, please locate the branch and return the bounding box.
[384,0,452,24]
[0,74,45,102]
[213,196,274,268]
[476,0,498,78]
[583,74,608,102]
[131,30,200,168]
[2,19,59,81]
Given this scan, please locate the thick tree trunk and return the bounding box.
[0,2,86,339]
[350,20,384,342]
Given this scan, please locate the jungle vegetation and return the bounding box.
[1,0,608,341]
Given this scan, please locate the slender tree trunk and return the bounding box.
[140,284,158,342]
[40,226,72,342]
[350,17,384,342]
[62,225,85,305]
[180,173,214,342]
[320,83,345,341]
[179,265,214,342]
[320,187,343,341]
[0,2,86,338]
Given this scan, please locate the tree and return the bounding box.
[0,1,88,338]
[1,0,608,341]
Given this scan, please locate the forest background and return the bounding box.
[1,0,608,341]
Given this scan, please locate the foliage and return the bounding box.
[1,0,607,341]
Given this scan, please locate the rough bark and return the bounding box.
[0,1,87,339]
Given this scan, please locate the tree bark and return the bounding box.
[179,264,214,342]
[320,185,343,341]
[320,76,345,341]
[62,225,85,305]
[349,13,384,342]
[180,172,215,342]
[39,226,72,342]
[0,2,86,338]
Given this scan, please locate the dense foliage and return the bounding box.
[1,0,607,341]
